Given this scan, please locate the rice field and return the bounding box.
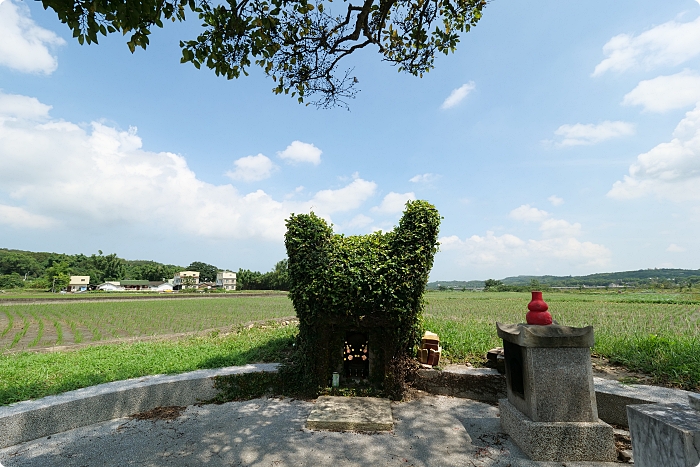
[423,291,700,389]
[0,295,295,351]
[1,291,699,395]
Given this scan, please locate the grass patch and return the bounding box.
[0,296,295,350]
[0,323,297,406]
[2,291,698,405]
[423,291,700,390]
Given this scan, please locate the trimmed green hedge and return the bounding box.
[281,200,440,399]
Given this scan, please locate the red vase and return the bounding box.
[526,291,552,325]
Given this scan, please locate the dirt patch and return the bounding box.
[130,406,186,421]
[591,355,655,385]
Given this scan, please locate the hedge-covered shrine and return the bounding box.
[280,200,441,399]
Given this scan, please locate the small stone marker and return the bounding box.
[306,396,393,431]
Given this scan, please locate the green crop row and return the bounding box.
[0,292,697,406]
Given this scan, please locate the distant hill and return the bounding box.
[427,268,700,290]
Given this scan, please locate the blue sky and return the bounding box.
[1,0,699,280]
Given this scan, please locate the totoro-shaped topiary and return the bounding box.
[279,200,441,399]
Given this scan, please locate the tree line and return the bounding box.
[0,248,289,292]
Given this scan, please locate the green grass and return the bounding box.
[0,290,286,300]
[1,291,698,406]
[1,295,295,350]
[0,323,296,406]
[423,291,700,390]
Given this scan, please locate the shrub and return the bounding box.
[280,200,440,399]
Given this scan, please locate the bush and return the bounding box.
[0,273,24,289]
[281,200,441,399]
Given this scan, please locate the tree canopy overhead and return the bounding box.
[39,0,488,107]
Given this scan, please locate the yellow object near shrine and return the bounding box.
[418,331,441,366]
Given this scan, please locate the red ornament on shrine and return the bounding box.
[526,291,552,325]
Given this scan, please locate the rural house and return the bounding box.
[173,271,200,290]
[216,271,236,290]
[67,276,90,292]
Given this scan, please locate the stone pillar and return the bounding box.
[627,394,700,467]
[496,322,616,462]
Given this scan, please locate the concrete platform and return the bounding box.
[306,396,393,431]
[594,377,697,427]
[0,363,279,448]
[412,364,698,427]
[0,361,696,451]
[500,398,617,462]
[0,394,621,467]
[627,403,700,467]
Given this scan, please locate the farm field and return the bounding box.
[423,291,700,390]
[0,295,294,351]
[0,291,698,405]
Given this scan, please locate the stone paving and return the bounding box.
[0,395,620,467]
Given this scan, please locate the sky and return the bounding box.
[1,0,700,281]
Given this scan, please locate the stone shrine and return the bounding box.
[497,321,616,461]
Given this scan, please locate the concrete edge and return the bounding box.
[0,363,279,449]
[593,377,696,427]
[305,420,393,431]
[413,366,697,428]
[0,362,695,448]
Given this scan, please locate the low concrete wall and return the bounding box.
[2,362,696,449]
[0,363,279,449]
[411,366,697,428]
[593,378,695,427]
[412,367,506,403]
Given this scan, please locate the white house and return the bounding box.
[97,283,124,291]
[173,271,200,289]
[151,282,174,292]
[68,276,90,292]
[216,271,237,290]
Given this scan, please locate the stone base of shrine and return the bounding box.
[499,399,617,462]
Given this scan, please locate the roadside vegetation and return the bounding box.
[423,291,700,390]
[0,323,296,406]
[0,291,697,405]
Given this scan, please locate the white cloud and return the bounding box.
[0,93,51,120]
[667,243,685,252]
[440,232,527,265]
[0,204,57,229]
[440,232,610,269]
[309,177,377,214]
[509,204,549,222]
[440,212,610,270]
[608,103,700,201]
[277,141,322,165]
[0,0,65,74]
[551,121,635,146]
[0,91,378,241]
[539,218,581,238]
[409,173,440,183]
[548,195,564,206]
[593,15,700,76]
[440,82,476,110]
[371,192,416,214]
[225,154,277,182]
[344,214,373,229]
[623,71,700,113]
